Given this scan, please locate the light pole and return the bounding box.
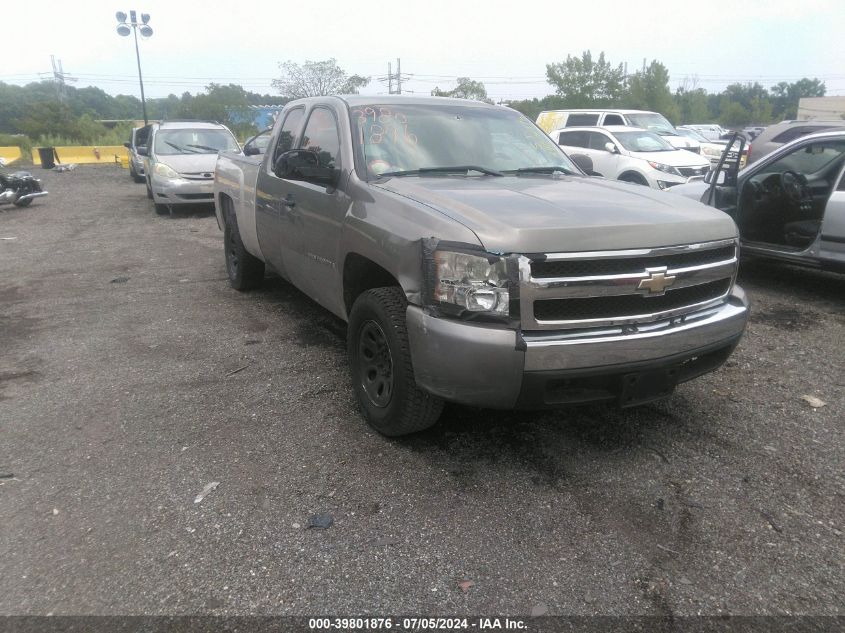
[116,10,153,125]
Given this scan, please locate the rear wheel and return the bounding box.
[224,217,264,290]
[13,197,33,208]
[348,287,443,436]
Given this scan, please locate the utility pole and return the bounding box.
[49,55,76,103]
[388,62,393,94]
[396,58,402,95]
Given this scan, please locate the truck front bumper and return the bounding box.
[406,285,749,409]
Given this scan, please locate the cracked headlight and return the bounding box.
[431,250,510,316]
[154,162,179,179]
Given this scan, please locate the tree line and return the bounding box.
[0,52,829,148]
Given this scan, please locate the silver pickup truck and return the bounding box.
[214,96,749,436]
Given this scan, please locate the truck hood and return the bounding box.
[376,174,737,253]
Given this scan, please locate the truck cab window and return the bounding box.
[273,107,305,163]
[300,107,340,169]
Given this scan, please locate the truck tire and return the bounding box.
[224,217,264,290]
[13,197,33,208]
[348,287,444,436]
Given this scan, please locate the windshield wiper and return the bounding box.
[164,141,199,153]
[381,165,504,177]
[186,144,222,152]
[505,166,576,176]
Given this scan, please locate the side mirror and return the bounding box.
[605,142,618,154]
[136,146,148,156]
[244,142,261,156]
[123,142,131,149]
[274,149,339,187]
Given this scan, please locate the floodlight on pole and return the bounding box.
[115,9,153,125]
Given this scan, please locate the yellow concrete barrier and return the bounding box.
[31,145,129,166]
[0,146,23,165]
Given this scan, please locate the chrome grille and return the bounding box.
[518,239,738,331]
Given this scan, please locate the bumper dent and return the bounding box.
[406,285,749,409]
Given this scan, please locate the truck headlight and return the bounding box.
[431,250,510,316]
[154,163,180,179]
[701,145,721,158]
[647,161,681,176]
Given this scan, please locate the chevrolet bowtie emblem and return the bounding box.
[637,267,676,295]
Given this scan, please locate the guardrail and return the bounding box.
[30,145,129,166]
[0,146,23,165]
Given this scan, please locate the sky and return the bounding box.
[3,0,844,103]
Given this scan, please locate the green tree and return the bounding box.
[770,78,826,119]
[625,61,679,122]
[674,87,711,124]
[719,99,752,127]
[272,59,369,99]
[431,77,491,103]
[545,51,625,107]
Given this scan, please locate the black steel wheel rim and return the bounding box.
[358,320,394,408]
[226,229,239,278]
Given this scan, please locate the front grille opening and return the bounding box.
[533,278,731,322]
[531,245,735,278]
[177,193,214,200]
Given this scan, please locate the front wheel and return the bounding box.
[13,197,33,208]
[347,287,444,436]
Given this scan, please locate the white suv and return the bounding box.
[536,109,701,153]
[552,126,711,189]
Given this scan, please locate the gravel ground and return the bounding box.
[0,165,842,616]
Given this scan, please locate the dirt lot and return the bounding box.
[0,165,842,616]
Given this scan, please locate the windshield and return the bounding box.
[677,128,709,143]
[350,104,576,178]
[625,113,676,136]
[153,128,239,155]
[613,131,675,153]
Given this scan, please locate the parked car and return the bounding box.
[669,130,845,271]
[141,120,240,215]
[675,127,746,167]
[680,124,729,142]
[551,126,711,189]
[124,125,151,183]
[745,120,845,166]
[214,95,748,436]
[537,109,701,153]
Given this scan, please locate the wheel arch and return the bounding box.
[618,170,649,185]
[342,252,403,318]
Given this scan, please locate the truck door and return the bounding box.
[256,107,305,277]
[279,106,351,315]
